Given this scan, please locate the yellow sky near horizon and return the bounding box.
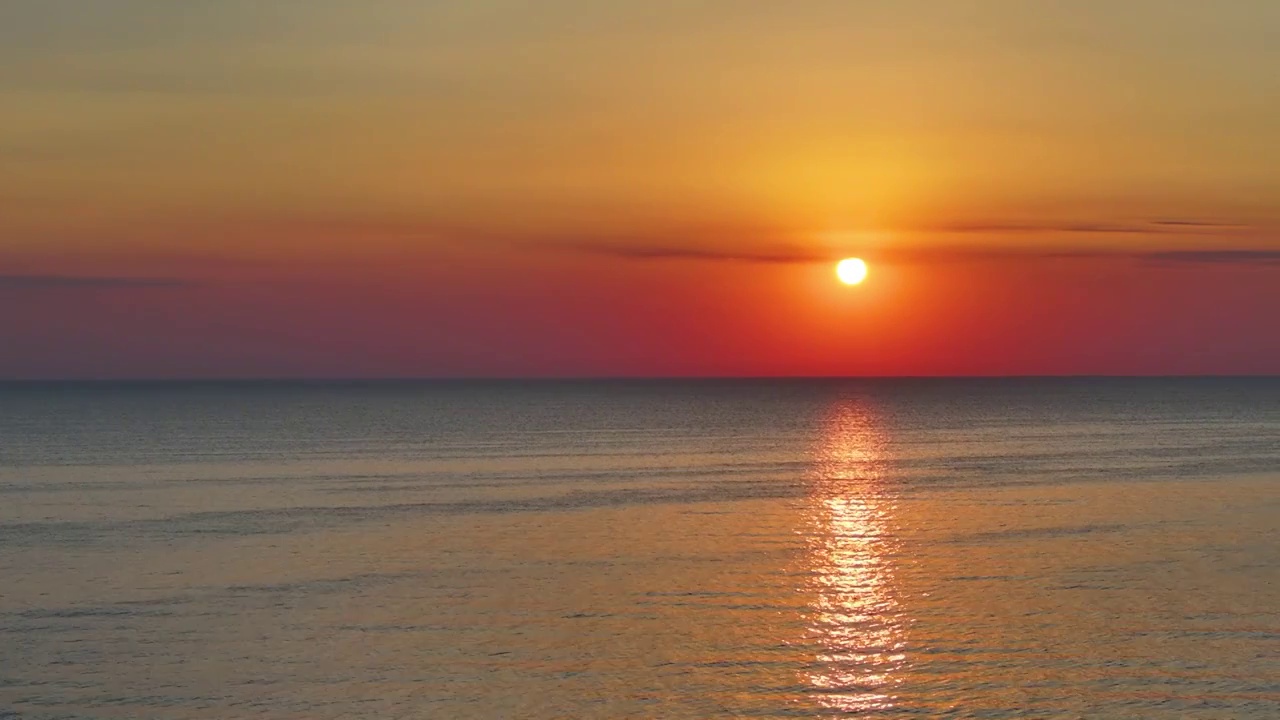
[2,0,1279,270]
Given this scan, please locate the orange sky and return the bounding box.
[2,2,1278,377]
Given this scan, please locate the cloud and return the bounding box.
[556,241,825,264]
[550,239,1280,269]
[925,219,1254,235]
[1148,220,1252,229]
[932,222,1152,234]
[0,274,195,289]
[1142,250,1280,265]
[904,248,1280,267]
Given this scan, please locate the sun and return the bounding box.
[836,258,868,285]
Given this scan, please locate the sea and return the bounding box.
[0,378,1277,719]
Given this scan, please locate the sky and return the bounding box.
[2,0,1278,378]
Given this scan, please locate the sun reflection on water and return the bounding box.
[802,400,907,713]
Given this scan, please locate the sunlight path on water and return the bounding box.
[802,400,908,713]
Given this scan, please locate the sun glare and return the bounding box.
[836,258,868,286]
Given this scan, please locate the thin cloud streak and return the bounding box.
[0,274,195,289]
[1144,250,1280,265]
[930,222,1154,234]
[554,241,1280,268]
[541,215,1269,269]
[923,219,1255,235]
[554,241,827,265]
[1149,220,1252,229]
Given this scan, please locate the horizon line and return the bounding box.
[1,374,1277,383]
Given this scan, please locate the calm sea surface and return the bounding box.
[0,379,1277,718]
